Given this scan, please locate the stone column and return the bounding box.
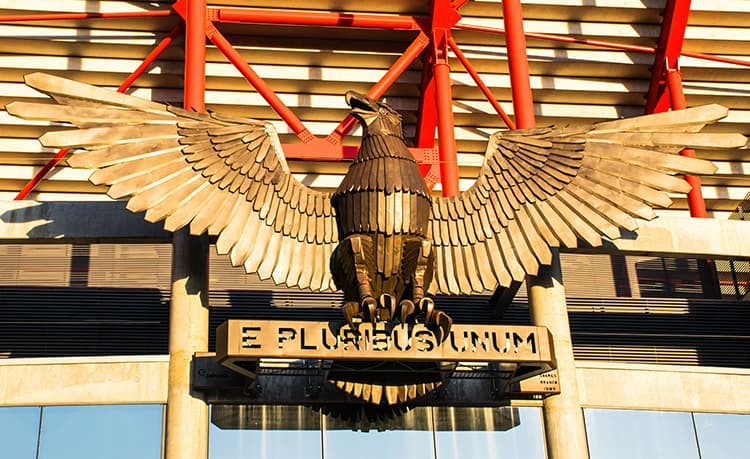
[528,249,589,459]
[165,229,209,459]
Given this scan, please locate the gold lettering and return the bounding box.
[241,326,262,349]
[470,331,491,352]
[450,330,468,352]
[321,327,338,350]
[392,325,411,351]
[342,328,360,351]
[372,327,389,351]
[415,330,436,352]
[277,327,297,350]
[300,328,317,350]
[513,332,537,354]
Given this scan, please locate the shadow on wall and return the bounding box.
[0,201,169,241]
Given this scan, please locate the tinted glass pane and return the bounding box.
[0,406,40,459]
[434,407,545,459]
[694,412,750,459]
[324,407,434,459]
[585,409,699,459]
[38,404,163,459]
[209,405,321,459]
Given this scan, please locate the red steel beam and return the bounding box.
[14,23,183,200]
[184,1,206,113]
[415,52,438,149]
[666,69,706,218]
[448,36,515,129]
[430,0,462,197]
[645,0,692,114]
[205,23,314,143]
[0,10,174,22]
[216,7,420,30]
[327,33,430,145]
[434,40,460,197]
[502,0,535,129]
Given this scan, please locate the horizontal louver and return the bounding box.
[0,1,748,214]
[1,242,748,367]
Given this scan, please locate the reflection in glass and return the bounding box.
[434,407,546,459]
[38,404,163,459]
[209,405,321,459]
[324,407,434,459]
[694,412,750,459]
[0,406,40,459]
[585,408,699,459]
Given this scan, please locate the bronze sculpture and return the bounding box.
[6,73,747,405]
[331,92,448,339]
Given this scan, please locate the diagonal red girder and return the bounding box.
[645,0,692,114]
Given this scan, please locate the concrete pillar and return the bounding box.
[166,229,209,459]
[528,249,589,459]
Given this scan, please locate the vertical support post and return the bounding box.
[429,0,461,197]
[166,1,209,459]
[415,52,438,148]
[528,255,589,459]
[433,46,460,197]
[665,69,706,218]
[502,0,535,129]
[665,67,721,298]
[503,1,588,457]
[645,0,692,114]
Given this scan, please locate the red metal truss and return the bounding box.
[502,0,535,130]
[645,0,693,114]
[10,0,749,199]
[646,0,708,219]
[666,68,707,218]
[171,0,511,195]
[14,22,184,200]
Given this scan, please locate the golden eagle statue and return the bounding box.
[6,73,747,405]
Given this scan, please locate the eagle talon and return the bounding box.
[362,296,377,324]
[343,301,361,330]
[398,299,415,324]
[418,297,435,325]
[431,310,453,343]
[379,294,396,321]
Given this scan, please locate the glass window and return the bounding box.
[0,406,41,459]
[209,404,546,459]
[324,407,434,459]
[434,407,546,459]
[209,405,321,459]
[585,409,699,459]
[38,404,163,459]
[693,412,750,459]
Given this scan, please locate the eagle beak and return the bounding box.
[345,90,378,116]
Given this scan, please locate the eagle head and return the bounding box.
[345,90,404,137]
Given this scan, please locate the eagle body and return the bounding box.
[331,130,433,310]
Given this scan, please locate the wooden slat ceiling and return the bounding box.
[0,0,748,214]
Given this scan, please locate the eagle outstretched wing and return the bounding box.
[429,105,747,295]
[7,73,338,291]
